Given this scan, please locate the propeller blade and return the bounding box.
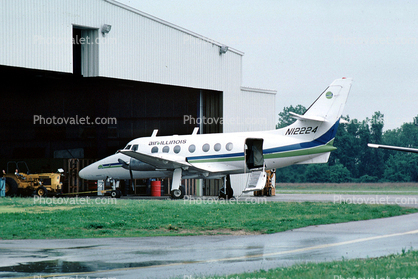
[129,158,134,191]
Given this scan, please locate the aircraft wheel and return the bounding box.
[36,186,48,197]
[5,177,18,197]
[219,186,234,200]
[171,186,185,199]
[110,190,121,198]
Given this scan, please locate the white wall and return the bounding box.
[0,0,243,91]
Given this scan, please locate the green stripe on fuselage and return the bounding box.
[188,156,245,164]
[189,141,336,164]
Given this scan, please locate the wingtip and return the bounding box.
[367,143,379,148]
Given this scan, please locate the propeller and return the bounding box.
[118,158,135,192]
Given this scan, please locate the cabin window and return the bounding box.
[188,144,196,153]
[151,146,158,153]
[214,143,221,152]
[132,144,139,151]
[226,142,233,151]
[162,146,170,153]
[174,145,181,154]
[202,143,210,152]
[125,145,131,150]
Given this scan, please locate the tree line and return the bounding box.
[276,105,418,183]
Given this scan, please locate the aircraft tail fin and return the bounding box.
[279,78,352,144]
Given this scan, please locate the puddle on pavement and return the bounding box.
[0,259,195,275]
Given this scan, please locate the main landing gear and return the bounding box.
[219,175,234,200]
[170,185,185,199]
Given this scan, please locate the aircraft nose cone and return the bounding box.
[78,166,90,180]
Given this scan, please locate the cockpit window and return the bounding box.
[132,144,139,151]
[125,145,132,150]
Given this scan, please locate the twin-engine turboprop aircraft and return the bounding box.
[79,78,352,199]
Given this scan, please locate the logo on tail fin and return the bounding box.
[326,91,333,99]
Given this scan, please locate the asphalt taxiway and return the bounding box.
[1,195,418,279]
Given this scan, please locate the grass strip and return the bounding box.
[0,197,417,240]
[221,249,418,279]
[276,183,418,195]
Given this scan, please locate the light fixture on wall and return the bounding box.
[101,24,112,36]
[219,45,228,55]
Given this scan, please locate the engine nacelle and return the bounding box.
[119,158,155,171]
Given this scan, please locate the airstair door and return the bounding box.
[245,138,264,170]
[243,138,267,193]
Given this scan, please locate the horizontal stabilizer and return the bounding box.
[289,111,325,122]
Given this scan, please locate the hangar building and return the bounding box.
[0,0,276,195]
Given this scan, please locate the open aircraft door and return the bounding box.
[243,138,267,193]
[244,138,264,170]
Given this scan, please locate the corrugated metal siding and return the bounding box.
[1,0,243,91]
[223,88,276,133]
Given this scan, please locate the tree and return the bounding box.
[276,105,306,129]
[275,106,418,183]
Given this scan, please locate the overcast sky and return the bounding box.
[118,0,418,130]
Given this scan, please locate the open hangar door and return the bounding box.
[0,65,223,195]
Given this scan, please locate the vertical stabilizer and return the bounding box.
[279,78,352,143]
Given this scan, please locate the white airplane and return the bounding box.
[79,78,352,199]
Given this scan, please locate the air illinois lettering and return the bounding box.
[285,126,318,135]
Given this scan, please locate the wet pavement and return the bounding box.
[266,193,418,208]
[1,195,418,279]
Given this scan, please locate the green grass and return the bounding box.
[1,197,418,240]
[276,182,418,195]
[221,249,418,279]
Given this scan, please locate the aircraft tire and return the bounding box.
[219,186,234,200]
[170,186,185,199]
[110,190,121,198]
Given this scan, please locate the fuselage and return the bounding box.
[78,122,337,181]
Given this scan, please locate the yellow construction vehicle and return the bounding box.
[3,161,63,197]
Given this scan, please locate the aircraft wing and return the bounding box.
[120,151,193,170]
[368,143,418,154]
[119,150,234,173]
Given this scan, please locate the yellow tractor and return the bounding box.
[4,161,63,197]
